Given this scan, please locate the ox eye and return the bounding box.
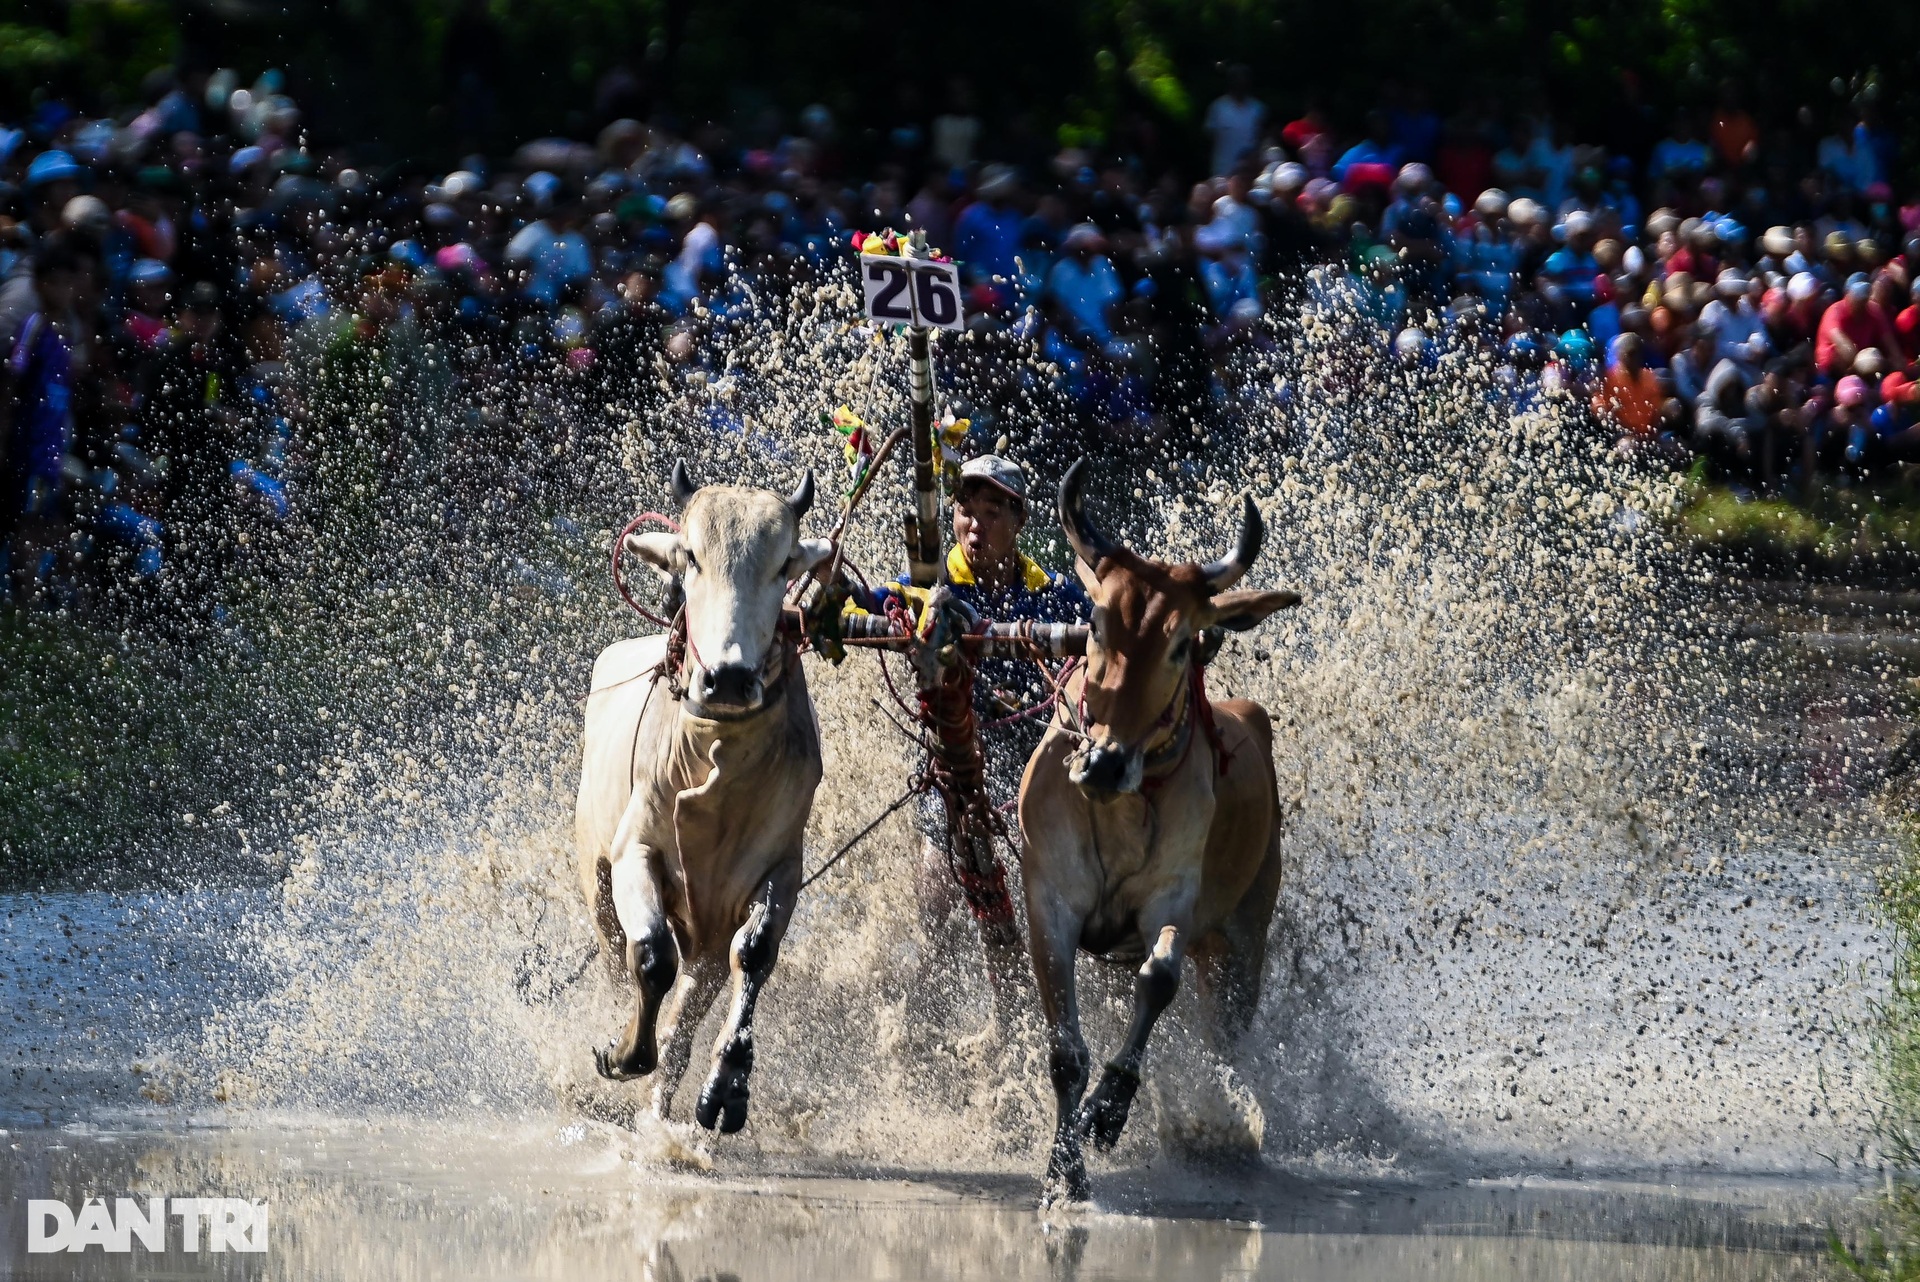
[1169,638,1190,664]
[684,550,699,573]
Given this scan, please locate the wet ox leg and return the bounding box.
[594,842,678,1081]
[1079,921,1186,1151]
[695,864,800,1133]
[650,954,726,1121]
[590,856,628,987]
[1209,831,1283,1050]
[1029,895,1091,1205]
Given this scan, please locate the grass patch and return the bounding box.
[1831,805,1920,1277]
[0,609,276,886]
[1682,477,1920,569]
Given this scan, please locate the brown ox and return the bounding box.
[1017,459,1300,1203]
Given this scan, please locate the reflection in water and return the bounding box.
[0,1123,1863,1281]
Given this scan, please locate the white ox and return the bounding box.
[575,461,832,1131]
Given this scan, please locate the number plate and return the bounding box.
[860,254,966,331]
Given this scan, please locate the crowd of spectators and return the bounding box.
[5,64,1920,611]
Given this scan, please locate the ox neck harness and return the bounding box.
[1073,658,1233,798]
[1135,662,1234,796]
[1137,671,1197,783]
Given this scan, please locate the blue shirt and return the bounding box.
[870,544,1091,718]
[953,202,1023,282]
[1332,139,1400,181]
[7,313,71,489]
[1048,255,1124,343]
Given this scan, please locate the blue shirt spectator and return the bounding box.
[953,168,1023,282]
[1047,225,1124,343]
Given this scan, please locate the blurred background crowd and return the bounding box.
[7,35,1920,611]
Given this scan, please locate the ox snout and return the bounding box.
[1069,743,1144,798]
[697,662,764,713]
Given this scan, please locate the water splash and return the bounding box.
[150,264,1892,1178]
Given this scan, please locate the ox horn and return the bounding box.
[788,468,815,519]
[1058,458,1120,569]
[669,459,698,509]
[1200,493,1265,592]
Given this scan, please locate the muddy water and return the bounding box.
[0,1121,1866,1280]
[0,582,1906,1279]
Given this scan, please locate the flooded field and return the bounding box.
[6,284,1918,1277]
[0,1120,1871,1280]
[1,578,1910,1278]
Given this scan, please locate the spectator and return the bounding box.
[1828,373,1879,473]
[659,200,724,313]
[1280,103,1335,177]
[1203,65,1266,180]
[1669,328,1720,413]
[1710,84,1760,170]
[1703,269,1769,372]
[1594,332,1668,445]
[505,179,593,307]
[1869,369,1920,464]
[1649,112,1712,183]
[953,165,1023,285]
[10,66,1920,619]
[931,77,981,171]
[1816,272,1904,377]
[1436,111,1493,204]
[1047,223,1123,344]
[1896,277,1920,357]
[1388,85,1442,165]
[1333,112,1400,184]
[2,241,83,600]
[1694,353,1756,468]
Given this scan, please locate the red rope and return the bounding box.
[982,654,1079,730]
[1191,661,1233,777]
[611,512,682,628]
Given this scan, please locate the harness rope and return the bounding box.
[798,782,923,890]
[610,511,682,627]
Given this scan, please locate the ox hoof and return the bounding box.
[1040,1164,1091,1209]
[1077,1066,1141,1152]
[593,1043,649,1082]
[694,1072,750,1133]
[695,1039,754,1133]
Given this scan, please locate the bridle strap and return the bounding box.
[671,598,798,723]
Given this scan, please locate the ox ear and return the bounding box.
[1074,556,1101,593]
[785,537,833,579]
[625,531,686,577]
[1204,588,1302,633]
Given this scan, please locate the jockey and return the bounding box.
[865,452,1090,732]
[859,454,1091,974]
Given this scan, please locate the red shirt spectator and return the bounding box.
[1710,108,1759,169]
[1666,240,1718,282]
[1897,298,1920,360]
[1595,365,1665,438]
[1280,110,1334,176]
[1280,111,1329,154]
[1437,116,1491,204]
[1817,281,1905,376]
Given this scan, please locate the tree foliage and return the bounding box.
[5,0,1920,175]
